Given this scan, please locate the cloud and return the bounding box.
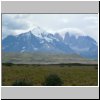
[2,14,33,37]
[84,16,98,24]
[61,18,69,23]
[2,14,98,42]
[2,14,30,30]
[2,26,14,39]
[84,16,97,20]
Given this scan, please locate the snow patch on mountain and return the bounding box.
[22,46,25,49]
[34,48,38,51]
[20,49,25,53]
[44,37,53,42]
[31,26,47,38]
[40,41,44,43]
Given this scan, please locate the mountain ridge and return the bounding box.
[2,27,98,59]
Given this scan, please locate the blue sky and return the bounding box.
[2,14,98,42]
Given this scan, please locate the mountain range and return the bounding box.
[2,26,98,59]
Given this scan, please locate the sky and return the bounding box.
[2,14,98,42]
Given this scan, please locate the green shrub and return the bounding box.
[43,74,63,86]
[4,63,13,66]
[12,79,33,86]
[94,66,98,70]
[60,65,64,67]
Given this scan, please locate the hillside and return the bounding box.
[2,52,98,64]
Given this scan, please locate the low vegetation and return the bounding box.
[43,74,63,86]
[2,63,98,86]
[12,79,33,86]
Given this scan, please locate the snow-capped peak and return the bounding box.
[56,28,87,39]
[30,25,47,38]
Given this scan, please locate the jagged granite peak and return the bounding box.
[55,28,87,39]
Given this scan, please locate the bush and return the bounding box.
[43,74,63,86]
[4,63,13,66]
[94,66,98,70]
[12,79,33,86]
[60,64,64,67]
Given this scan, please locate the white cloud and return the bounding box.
[84,16,98,24]
[61,18,69,23]
[84,16,97,20]
[2,14,98,42]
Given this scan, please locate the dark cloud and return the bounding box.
[2,15,29,30]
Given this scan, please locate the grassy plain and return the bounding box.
[2,63,98,86]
